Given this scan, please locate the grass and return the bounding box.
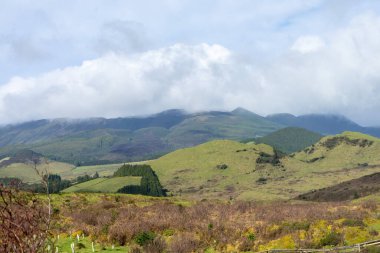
[61,177,141,193]
[55,236,129,252]
[0,161,75,183]
[145,132,380,200]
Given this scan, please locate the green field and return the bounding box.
[62,177,141,193]
[0,161,75,183]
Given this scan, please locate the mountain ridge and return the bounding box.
[0,108,379,165]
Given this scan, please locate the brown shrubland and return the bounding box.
[60,195,376,251]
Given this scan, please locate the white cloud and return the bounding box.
[291,35,325,53]
[1,13,380,126]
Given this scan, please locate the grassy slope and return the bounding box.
[254,127,323,154]
[148,140,285,200]
[146,132,380,200]
[0,161,75,183]
[0,160,125,183]
[271,131,380,199]
[62,176,141,193]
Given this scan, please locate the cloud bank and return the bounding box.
[1,13,380,126]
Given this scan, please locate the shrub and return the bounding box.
[342,219,365,227]
[282,221,310,231]
[247,232,256,241]
[256,177,267,184]
[134,231,156,246]
[216,164,228,170]
[0,185,51,252]
[319,231,342,247]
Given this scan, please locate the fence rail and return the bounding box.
[257,239,380,253]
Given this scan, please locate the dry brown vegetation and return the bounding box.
[0,184,51,252]
[57,194,379,252]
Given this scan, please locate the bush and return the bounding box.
[319,231,342,247]
[342,219,365,227]
[256,177,267,184]
[134,231,156,246]
[216,164,228,170]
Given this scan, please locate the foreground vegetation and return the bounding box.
[48,193,380,252]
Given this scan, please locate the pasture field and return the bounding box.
[62,176,141,193]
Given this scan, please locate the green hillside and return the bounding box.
[146,132,380,200]
[254,127,323,154]
[0,160,75,183]
[62,176,141,193]
[291,131,380,168]
[148,140,286,200]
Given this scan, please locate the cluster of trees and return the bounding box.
[76,172,99,183]
[0,175,71,194]
[28,174,71,193]
[114,164,166,196]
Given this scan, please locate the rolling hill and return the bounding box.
[145,131,380,200]
[253,127,323,154]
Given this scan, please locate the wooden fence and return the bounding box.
[257,239,380,253]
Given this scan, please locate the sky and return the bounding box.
[1,0,380,126]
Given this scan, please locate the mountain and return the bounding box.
[266,113,380,137]
[253,127,323,154]
[0,108,282,165]
[1,108,380,166]
[146,131,380,200]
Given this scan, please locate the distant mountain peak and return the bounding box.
[231,107,255,115]
[155,109,187,116]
